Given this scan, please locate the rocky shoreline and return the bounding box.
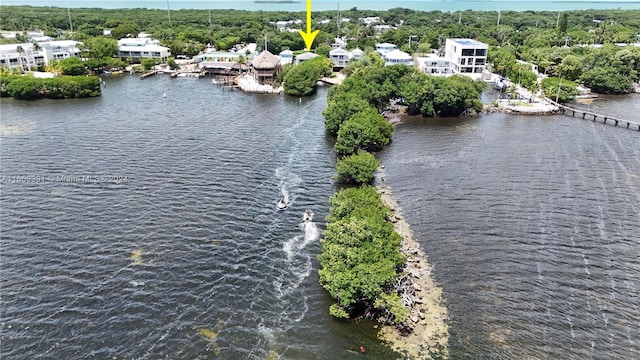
[375,167,449,359]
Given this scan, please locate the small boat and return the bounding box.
[276,197,288,210]
[303,209,314,222]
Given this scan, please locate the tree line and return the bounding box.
[319,55,484,325]
[2,5,638,94]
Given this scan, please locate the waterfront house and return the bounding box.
[417,55,453,76]
[0,40,82,72]
[117,37,171,62]
[444,38,488,77]
[195,51,248,73]
[383,49,413,66]
[294,52,319,65]
[375,42,398,55]
[251,50,281,85]
[329,47,350,69]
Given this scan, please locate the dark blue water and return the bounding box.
[378,97,640,359]
[2,75,639,359]
[0,76,399,359]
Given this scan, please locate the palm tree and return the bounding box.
[15,45,26,72]
[31,42,42,70]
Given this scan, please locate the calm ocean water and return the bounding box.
[1,0,639,11]
[2,74,639,359]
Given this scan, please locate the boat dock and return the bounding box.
[139,70,159,79]
[545,98,640,131]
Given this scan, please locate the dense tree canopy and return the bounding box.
[319,186,407,322]
[335,150,379,185]
[282,56,332,96]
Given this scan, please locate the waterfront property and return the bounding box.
[194,51,249,74]
[250,50,281,85]
[444,38,488,77]
[0,40,81,71]
[417,55,453,75]
[383,49,413,66]
[117,37,170,62]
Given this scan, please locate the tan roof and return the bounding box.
[252,50,280,69]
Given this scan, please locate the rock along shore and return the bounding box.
[376,166,449,359]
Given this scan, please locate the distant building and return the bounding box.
[375,42,397,55]
[251,50,281,85]
[117,37,170,62]
[444,38,488,76]
[350,48,364,60]
[383,49,413,66]
[279,49,293,65]
[0,40,82,72]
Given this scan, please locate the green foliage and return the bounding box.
[283,57,333,97]
[580,67,634,94]
[2,74,101,100]
[556,54,584,81]
[335,108,393,156]
[111,22,140,39]
[374,293,409,324]
[540,77,579,103]
[319,186,406,322]
[84,37,119,59]
[58,57,86,76]
[167,57,177,70]
[141,58,157,70]
[315,44,332,58]
[323,92,371,136]
[335,151,380,185]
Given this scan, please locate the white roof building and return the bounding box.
[383,49,413,66]
[375,43,397,55]
[417,55,453,76]
[117,37,170,61]
[0,40,82,72]
[350,48,364,60]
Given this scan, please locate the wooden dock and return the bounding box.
[545,98,640,131]
[139,70,158,79]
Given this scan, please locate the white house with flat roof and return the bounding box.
[417,54,453,76]
[117,37,170,62]
[445,38,488,77]
[0,40,82,72]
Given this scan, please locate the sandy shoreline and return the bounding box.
[375,166,450,359]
